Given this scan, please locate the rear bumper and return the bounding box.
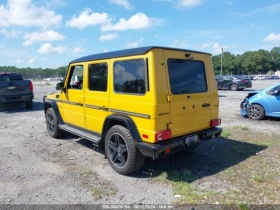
[0,93,34,104]
[136,127,222,158]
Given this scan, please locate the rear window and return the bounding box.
[0,74,23,81]
[167,59,207,94]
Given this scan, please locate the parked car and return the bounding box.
[216,75,252,91]
[240,82,280,120]
[0,72,34,109]
[44,46,222,175]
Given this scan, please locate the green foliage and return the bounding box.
[212,46,280,75]
[267,70,274,75]
[0,66,68,79]
[1,46,280,78]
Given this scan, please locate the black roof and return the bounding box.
[70,46,211,64]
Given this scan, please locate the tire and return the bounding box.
[231,84,238,91]
[45,108,64,138]
[25,100,33,109]
[247,104,265,120]
[105,125,146,175]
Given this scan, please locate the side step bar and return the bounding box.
[59,124,102,144]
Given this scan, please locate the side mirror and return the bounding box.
[56,82,64,90]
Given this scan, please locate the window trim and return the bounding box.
[167,58,208,95]
[113,58,148,96]
[67,64,84,90]
[87,62,108,92]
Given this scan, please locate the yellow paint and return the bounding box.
[46,48,219,143]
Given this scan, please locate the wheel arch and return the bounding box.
[43,98,63,124]
[249,102,266,113]
[102,114,142,143]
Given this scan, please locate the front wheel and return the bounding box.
[45,108,64,138]
[105,125,145,175]
[247,104,265,120]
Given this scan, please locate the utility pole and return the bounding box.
[220,48,223,75]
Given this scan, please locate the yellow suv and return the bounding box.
[43,46,222,175]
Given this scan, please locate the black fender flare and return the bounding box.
[102,114,142,142]
[43,96,63,124]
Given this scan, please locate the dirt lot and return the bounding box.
[0,80,279,206]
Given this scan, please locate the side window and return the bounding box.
[167,59,207,94]
[67,65,84,90]
[113,59,146,94]
[272,85,280,93]
[0,75,9,81]
[88,63,108,92]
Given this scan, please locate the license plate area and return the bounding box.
[185,135,198,145]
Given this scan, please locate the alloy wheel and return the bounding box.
[108,133,128,168]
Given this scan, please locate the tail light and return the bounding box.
[155,130,172,142]
[29,81,33,91]
[242,79,247,83]
[210,118,221,127]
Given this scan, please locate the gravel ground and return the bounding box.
[0,80,279,205]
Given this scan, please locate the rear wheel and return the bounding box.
[105,125,145,175]
[231,84,238,91]
[25,100,33,109]
[46,108,64,138]
[247,104,265,120]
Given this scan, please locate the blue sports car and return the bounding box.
[240,82,280,120]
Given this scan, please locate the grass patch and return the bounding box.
[91,185,117,199]
[238,203,250,210]
[252,174,264,183]
[86,169,94,175]
[221,128,232,138]
[234,126,249,131]
[45,82,52,86]
[150,126,280,205]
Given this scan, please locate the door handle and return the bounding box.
[76,102,83,106]
[202,103,210,108]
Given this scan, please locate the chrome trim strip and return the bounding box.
[109,108,150,119]
[85,104,101,110]
[63,101,77,105]
[46,98,58,102]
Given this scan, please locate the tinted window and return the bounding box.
[167,59,207,94]
[114,59,146,94]
[88,63,108,92]
[0,74,22,81]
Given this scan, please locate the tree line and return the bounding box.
[212,47,280,75]
[0,47,279,79]
[0,66,68,79]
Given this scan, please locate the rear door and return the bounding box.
[84,60,110,134]
[164,50,211,137]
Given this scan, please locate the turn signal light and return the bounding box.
[210,118,221,127]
